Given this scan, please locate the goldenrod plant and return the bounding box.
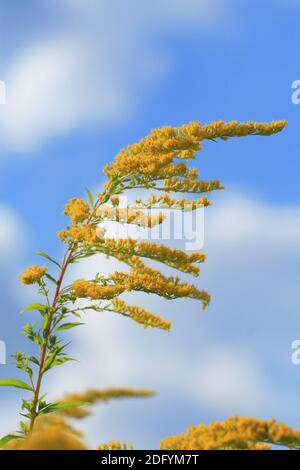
[160,417,300,450]
[0,120,286,449]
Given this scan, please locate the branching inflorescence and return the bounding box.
[0,120,286,448]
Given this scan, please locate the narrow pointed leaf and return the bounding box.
[39,401,86,415]
[42,313,49,332]
[36,251,61,269]
[21,303,48,314]
[0,378,33,391]
[45,273,58,285]
[53,322,84,332]
[85,187,94,208]
[53,400,86,410]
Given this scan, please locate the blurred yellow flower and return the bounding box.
[7,415,85,450]
[58,387,155,418]
[97,441,134,450]
[160,416,300,450]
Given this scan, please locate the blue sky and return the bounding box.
[1,0,300,449]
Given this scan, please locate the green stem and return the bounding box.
[28,248,74,432]
[27,183,116,433]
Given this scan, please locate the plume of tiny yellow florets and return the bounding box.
[103,120,286,185]
[160,416,300,450]
[198,120,287,140]
[97,442,134,450]
[63,235,205,275]
[163,178,223,194]
[64,198,90,223]
[71,279,126,300]
[58,388,155,418]
[97,239,205,276]
[135,194,210,210]
[71,266,210,312]
[110,298,171,331]
[19,265,48,285]
[103,122,203,179]
[110,257,210,309]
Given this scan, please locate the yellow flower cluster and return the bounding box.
[160,416,300,450]
[138,194,210,210]
[64,198,90,223]
[58,224,101,244]
[19,265,48,285]
[111,260,210,309]
[111,298,171,331]
[97,205,165,228]
[59,388,155,418]
[164,178,223,194]
[103,122,203,179]
[198,120,287,141]
[97,441,134,450]
[156,162,193,179]
[6,415,85,450]
[103,121,286,186]
[71,279,125,300]
[98,238,205,275]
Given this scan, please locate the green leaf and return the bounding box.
[36,251,61,269]
[0,434,20,448]
[40,401,87,415]
[42,345,65,373]
[29,355,40,366]
[53,322,84,332]
[45,273,58,285]
[42,313,49,332]
[52,357,76,367]
[43,355,75,373]
[0,378,33,391]
[21,399,32,411]
[21,303,48,314]
[19,421,27,434]
[85,187,94,208]
[52,400,86,410]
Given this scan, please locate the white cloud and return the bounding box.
[0,204,24,261]
[0,400,20,438]
[0,36,132,152]
[0,205,31,315]
[192,348,267,414]
[0,205,29,438]
[208,191,300,248]
[0,0,229,153]
[0,204,28,300]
